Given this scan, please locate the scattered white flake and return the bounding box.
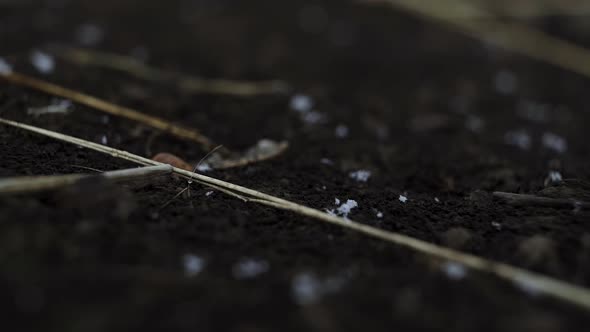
[320,158,333,165]
[100,135,108,145]
[101,115,110,124]
[292,273,321,305]
[399,195,408,203]
[442,262,467,280]
[205,191,214,197]
[542,132,567,154]
[376,211,383,218]
[321,185,326,190]
[0,57,12,74]
[546,171,563,185]
[494,70,518,95]
[30,50,55,74]
[196,163,212,172]
[290,94,313,113]
[517,99,549,123]
[326,199,358,219]
[335,124,349,138]
[349,170,371,182]
[183,254,204,277]
[291,270,352,306]
[75,23,104,46]
[465,115,484,132]
[491,221,502,230]
[302,111,324,124]
[232,258,269,279]
[27,99,72,116]
[434,197,440,203]
[504,130,531,150]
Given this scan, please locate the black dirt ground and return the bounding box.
[1,1,590,331]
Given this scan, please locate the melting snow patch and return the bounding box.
[0,57,12,74]
[335,124,349,138]
[30,50,55,74]
[75,23,104,46]
[442,262,467,280]
[183,254,204,277]
[494,70,518,95]
[349,170,371,182]
[326,199,358,219]
[542,132,567,154]
[504,130,531,150]
[232,258,269,279]
[290,94,313,113]
[398,195,408,203]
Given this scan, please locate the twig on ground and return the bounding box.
[0,71,289,169]
[2,116,590,311]
[0,165,172,194]
[50,45,290,96]
[366,0,590,79]
[493,191,590,209]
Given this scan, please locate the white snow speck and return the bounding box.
[205,191,214,197]
[27,99,72,116]
[232,258,269,279]
[542,132,567,154]
[100,135,108,145]
[75,24,104,46]
[434,197,440,203]
[30,50,55,74]
[465,115,483,132]
[376,211,383,218]
[320,158,334,165]
[504,130,531,150]
[196,163,212,172]
[0,57,12,74]
[302,111,324,124]
[494,70,518,95]
[292,273,321,305]
[349,170,371,182]
[326,199,358,219]
[544,171,563,186]
[335,124,349,138]
[443,262,467,280]
[517,99,549,123]
[491,221,502,230]
[398,195,408,203]
[290,94,313,113]
[291,270,352,306]
[183,254,204,277]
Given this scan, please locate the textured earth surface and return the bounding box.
[1,1,590,331]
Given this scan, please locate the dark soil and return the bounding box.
[1,1,590,331]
